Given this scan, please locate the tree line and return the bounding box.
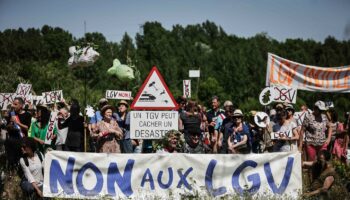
[0,21,349,120]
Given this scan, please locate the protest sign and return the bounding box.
[270,129,293,140]
[259,85,297,105]
[45,111,58,145]
[293,111,308,126]
[15,83,32,104]
[183,80,191,98]
[32,95,45,106]
[0,93,15,110]
[266,53,350,93]
[105,90,132,100]
[43,151,302,199]
[130,111,178,139]
[42,90,63,104]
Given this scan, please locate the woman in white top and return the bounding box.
[273,110,299,152]
[19,137,44,198]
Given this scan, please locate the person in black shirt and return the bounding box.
[206,96,224,151]
[5,97,31,168]
[58,101,84,152]
[9,97,32,137]
[219,105,235,154]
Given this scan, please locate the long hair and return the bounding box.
[185,100,199,114]
[38,107,50,127]
[21,137,38,153]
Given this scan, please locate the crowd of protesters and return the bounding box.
[0,95,349,199]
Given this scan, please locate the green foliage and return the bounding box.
[0,22,349,115]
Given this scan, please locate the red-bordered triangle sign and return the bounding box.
[131,66,178,110]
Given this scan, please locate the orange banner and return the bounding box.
[266,53,350,92]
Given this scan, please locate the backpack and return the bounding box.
[23,151,43,167]
[18,151,44,180]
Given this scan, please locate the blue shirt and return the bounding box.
[89,111,103,124]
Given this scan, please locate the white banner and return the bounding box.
[266,53,350,92]
[43,151,302,199]
[42,90,63,104]
[0,93,15,110]
[130,111,178,139]
[183,80,191,98]
[259,85,297,105]
[105,90,132,100]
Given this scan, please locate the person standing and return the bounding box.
[93,105,123,153]
[179,100,202,144]
[114,100,133,153]
[272,110,299,152]
[28,104,57,153]
[55,102,69,151]
[300,101,332,161]
[8,97,32,137]
[206,96,224,150]
[227,109,251,154]
[58,102,84,152]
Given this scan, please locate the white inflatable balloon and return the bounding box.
[68,46,100,68]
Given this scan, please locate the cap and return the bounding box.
[315,101,327,111]
[233,109,243,117]
[117,100,129,107]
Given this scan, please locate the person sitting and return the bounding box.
[303,150,346,199]
[19,137,44,198]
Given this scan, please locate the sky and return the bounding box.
[0,0,350,43]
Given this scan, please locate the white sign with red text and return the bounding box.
[106,90,132,100]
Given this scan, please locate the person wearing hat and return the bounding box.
[300,101,332,161]
[285,104,297,126]
[227,109,251,154]
[93,105,123,153]
[28,104,57,153]
[114,100,134,153]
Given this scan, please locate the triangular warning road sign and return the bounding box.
[131,66,178,110]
